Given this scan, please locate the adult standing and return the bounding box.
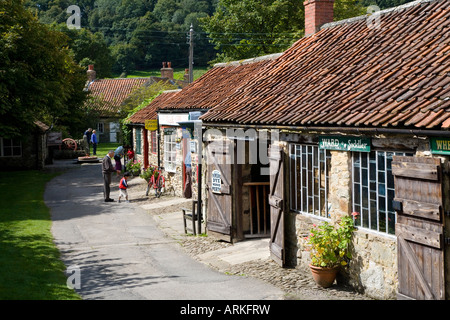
[83,128,92,155]
[102,150,116,202]
[90,130,98,155]
[114,145,124,174]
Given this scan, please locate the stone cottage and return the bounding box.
[85,63,187,143]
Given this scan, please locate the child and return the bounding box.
[118,172,130,203]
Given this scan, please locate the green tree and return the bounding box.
[200,0,366,62]
[200,0,305,62]
[0,0,87,138]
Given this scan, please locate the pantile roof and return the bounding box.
[201,0,450,129]
[128,91,180,124]
[156,54,282,112]
[86,78,150,115]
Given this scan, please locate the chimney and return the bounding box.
[184,68,189,82]
[87,64,96,83]
[160,61,174,80]
[304,0,334,36]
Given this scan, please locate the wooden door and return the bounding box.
[206,140,233,242]
[392,156,445,300]
[268,144,285,266]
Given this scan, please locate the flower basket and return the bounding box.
[303,216,355,287]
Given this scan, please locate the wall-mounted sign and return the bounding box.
[319,136,371,152]
[47,132,62,146]
[430,137,450,155]
[145,119,158,131]
[158,113,189,126]
[211,170,221,194]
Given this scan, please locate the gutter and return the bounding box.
[201,122,450,137]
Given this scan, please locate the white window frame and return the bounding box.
[290,144,331,219]
[164,130,177,173]
[351,150,413,235]
[135,128,142,155]
[0,137,22,157]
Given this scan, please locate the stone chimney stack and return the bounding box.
[304,0,335,36]
[160,61,174,80]
[87,64,96,83]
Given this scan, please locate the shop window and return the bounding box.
[0,138,22,157]
[290,144,331,218]
[135,128,142,155]
[352,151,413,235]
[164,130,177,172]
[151,131,157,154]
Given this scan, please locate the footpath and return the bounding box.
[123,169,371,300]
[46,159,371,300]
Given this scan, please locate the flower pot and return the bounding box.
[309,264,339,288]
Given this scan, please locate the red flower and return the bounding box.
[351,212,360,219]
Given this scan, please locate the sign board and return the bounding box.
[145,119,158,131]
[319,136,371,152]
[158,113,189,126]
[430,137,450,155]
[47,132,62,146]
[211,170,221,194]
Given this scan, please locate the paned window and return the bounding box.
[151,131,157,154]
[352,151,413,235]
[164,130,177,172]
[135,128,142,155]
[290,144,331,218]
[0,138,22,157]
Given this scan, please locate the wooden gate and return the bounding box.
[206,139,233,242]
[269,144,285,266]
[392,156,445,300]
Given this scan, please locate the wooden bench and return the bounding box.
[182,200,199,235]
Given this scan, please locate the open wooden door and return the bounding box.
[392,156,445,300]
[268,144,285,266]
[206,139,233,242]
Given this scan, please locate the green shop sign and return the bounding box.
[319,136,371,152]
[430,137,450,155]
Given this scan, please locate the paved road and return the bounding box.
[44,162,285,300]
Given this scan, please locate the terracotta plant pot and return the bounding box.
[309,264,339,288]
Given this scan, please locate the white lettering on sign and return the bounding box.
[211,170,221,194]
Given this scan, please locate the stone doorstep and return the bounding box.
[197,238,271,267]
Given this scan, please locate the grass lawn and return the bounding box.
[0,171,81,300]
[95,142,121,159]
[111,67,210,81]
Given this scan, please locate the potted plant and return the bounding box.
[304,215,355,288]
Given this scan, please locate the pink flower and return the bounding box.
[351,212,360,219]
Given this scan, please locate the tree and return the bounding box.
[200,0,366,62]
[0,0,87,138]
[200,0,305,62]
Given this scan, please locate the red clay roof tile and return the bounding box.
[201,0,450,130]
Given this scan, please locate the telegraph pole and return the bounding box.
[188,24,194,83]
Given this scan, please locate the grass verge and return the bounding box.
[0,170,81,300]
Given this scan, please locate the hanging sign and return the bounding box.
[145,119,158,131]
[430,137,450,155]
[319,136,371,152]
[211,170,222,194]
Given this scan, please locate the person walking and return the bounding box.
[102,150,116,202]
[83,128,92,155]
[118,172,130,203]
[90,130,98,155]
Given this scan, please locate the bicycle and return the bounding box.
[145,166,165,198]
